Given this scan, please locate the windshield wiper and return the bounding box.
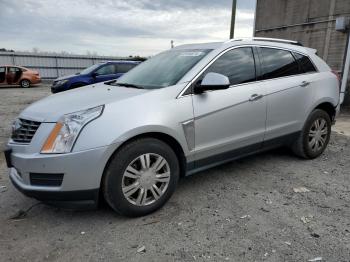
[104,80,144,89]
[104,79,117,85]
[115,82,144,89]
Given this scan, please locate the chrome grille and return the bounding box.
[11,118,41,144]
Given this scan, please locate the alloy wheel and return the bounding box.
[308,118,328,152]
[122,153,170,206]
[21,80,30,88]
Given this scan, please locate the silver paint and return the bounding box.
[6,39,340,197]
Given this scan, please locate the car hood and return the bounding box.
[54,74,80,81]
[20,82,148,122]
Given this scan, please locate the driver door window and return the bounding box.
[199,47,256,86]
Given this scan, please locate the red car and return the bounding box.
[0,65,41,88]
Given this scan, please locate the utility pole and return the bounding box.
[230,0,237,39]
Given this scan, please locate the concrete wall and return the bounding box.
[255,0,350,104]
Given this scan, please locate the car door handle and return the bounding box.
[300,81,311,87]
[249,94,263,102]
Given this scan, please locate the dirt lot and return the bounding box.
[0,86,349,262]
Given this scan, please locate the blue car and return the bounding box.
[51,61,140,93]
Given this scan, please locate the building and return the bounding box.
[254,0,350,104]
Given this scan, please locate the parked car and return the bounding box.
[5,38,340,217]
[51,61,140,93]
[0,65,41,88]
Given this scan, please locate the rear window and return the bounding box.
[8,67,21,72]
[260,47,299,80]
[294,53,317,73]
[117,63,137,73]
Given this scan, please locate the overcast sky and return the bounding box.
[0,0,256,57]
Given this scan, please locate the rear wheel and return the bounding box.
[20,79,30,88]
[292,109,331,159]
[103,138,180,217]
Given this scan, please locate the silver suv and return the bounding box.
[5,38,340,216]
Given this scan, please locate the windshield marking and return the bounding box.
[179,52,205,57]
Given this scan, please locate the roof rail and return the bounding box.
[225,37,303,46]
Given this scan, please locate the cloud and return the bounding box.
[0,0,255,56]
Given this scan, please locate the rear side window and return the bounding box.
[8,67,21,72]
[117,63,136,73]
[260,48,299,80]
[203,47,256,86]
[95,64,116,75]
[294,53,317,73]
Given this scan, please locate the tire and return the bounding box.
[20,79,31,88]
[292,109,331,159]
[103,138,180,217]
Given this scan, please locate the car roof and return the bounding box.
[173,38,316,56]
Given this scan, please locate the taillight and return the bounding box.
[331,70,341,88]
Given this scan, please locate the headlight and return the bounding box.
[41,105,104,154]
[55,79,69,86]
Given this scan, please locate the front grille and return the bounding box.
[11,118,41,144]
[30,173,64,187]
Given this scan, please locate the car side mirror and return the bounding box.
[194,72,230,94]
[91,72,98,78]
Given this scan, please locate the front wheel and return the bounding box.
[291,109,331,159]
[103,138,180,217]
[20,79,31,88]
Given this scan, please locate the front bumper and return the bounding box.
[51,82,69,93]
[5,144,115,209]
[10,169,99,209]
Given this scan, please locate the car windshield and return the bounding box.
[115,49,211,89]
[79,64,101,75]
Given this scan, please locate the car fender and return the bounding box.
[111,124,189,153]
[305,96,338,124]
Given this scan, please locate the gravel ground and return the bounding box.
[0,86,350,262]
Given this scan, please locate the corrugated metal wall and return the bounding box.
[255,0,350,71]
[254,0,350,104]
[0,52,131,79]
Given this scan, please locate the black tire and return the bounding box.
[292,109,331,159]
[102,138,180,217]
[20,79,31,88]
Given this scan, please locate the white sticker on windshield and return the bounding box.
[180,52,204,57]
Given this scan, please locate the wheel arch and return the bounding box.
[314,101,336,122]
[100,131,188,191]
[20,78,31,84]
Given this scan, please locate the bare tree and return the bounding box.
[32,47,39,53]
